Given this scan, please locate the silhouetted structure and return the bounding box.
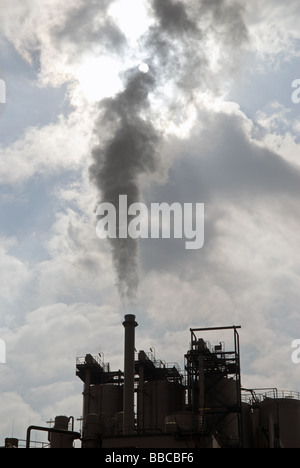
[3,316,300,448]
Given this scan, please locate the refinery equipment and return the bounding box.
[74,317,300,449]
[75,317,243,448]
[184,326,243,447]
[3,314,300,448]
[241,389,300,448]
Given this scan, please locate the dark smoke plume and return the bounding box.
[90,0,248,301]
[90,69,159,300]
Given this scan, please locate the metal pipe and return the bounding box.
[191,326,242,332]
[26,425,80,449]
[137,361,145,433]
[123,314,138,435]
[198,350,205,427]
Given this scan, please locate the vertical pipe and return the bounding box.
[123,314,138,435]
[83,360,91,420]
[198,341,205,431]
[138,362,145,433]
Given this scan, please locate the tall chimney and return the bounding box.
[123,314,138,435]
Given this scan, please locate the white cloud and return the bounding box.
[0,300,124,441]
[0,392,45,445]
[1,0,300,445]
[254,103,300,167]
[0,0,127,90]
[0,106,95,185]
[0,237,31,304]
[246,0,300,68]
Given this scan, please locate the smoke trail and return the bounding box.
[90,0,248,301]
[90,68,159,301]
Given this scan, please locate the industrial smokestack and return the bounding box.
[123,314,138,435]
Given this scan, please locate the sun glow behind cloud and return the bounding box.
[75,56,124,102]
[108,0,153,43]
[72,0,153,103]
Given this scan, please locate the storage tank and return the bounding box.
[141,380,185,433]
[115,412,124,436]
[88,384,123,435]
[49,416,75,449]
[165,411,199,433]
[241,403,254,449]
[206,377,238,408]
[204,377,241,447]
[83,414,102,448]
[256,397,300,448]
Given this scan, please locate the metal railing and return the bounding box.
[76,355,110,373]
[242,389,300,405]
[135,351,181,374]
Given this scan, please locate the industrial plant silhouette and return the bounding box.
[2,315,300,449]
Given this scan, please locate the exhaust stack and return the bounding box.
[123,314,138,435]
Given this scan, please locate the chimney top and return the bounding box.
[123,314,138,327]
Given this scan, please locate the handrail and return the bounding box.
[242,389,300,404]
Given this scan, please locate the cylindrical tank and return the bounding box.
[83,414,102,449]
[165,411,199,433]
[88,384,123,435]
[54,415,69,430]
[5,438,18,448]
[242,403,253,449]
[207,377,238,407]
[141,380,185,433]
[49,416,74,449]
[204,377,241,447]
[115,411,124,435]
[256,398,300,448]
[89,384,123,417]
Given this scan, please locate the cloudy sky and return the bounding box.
[0,0,300,444]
